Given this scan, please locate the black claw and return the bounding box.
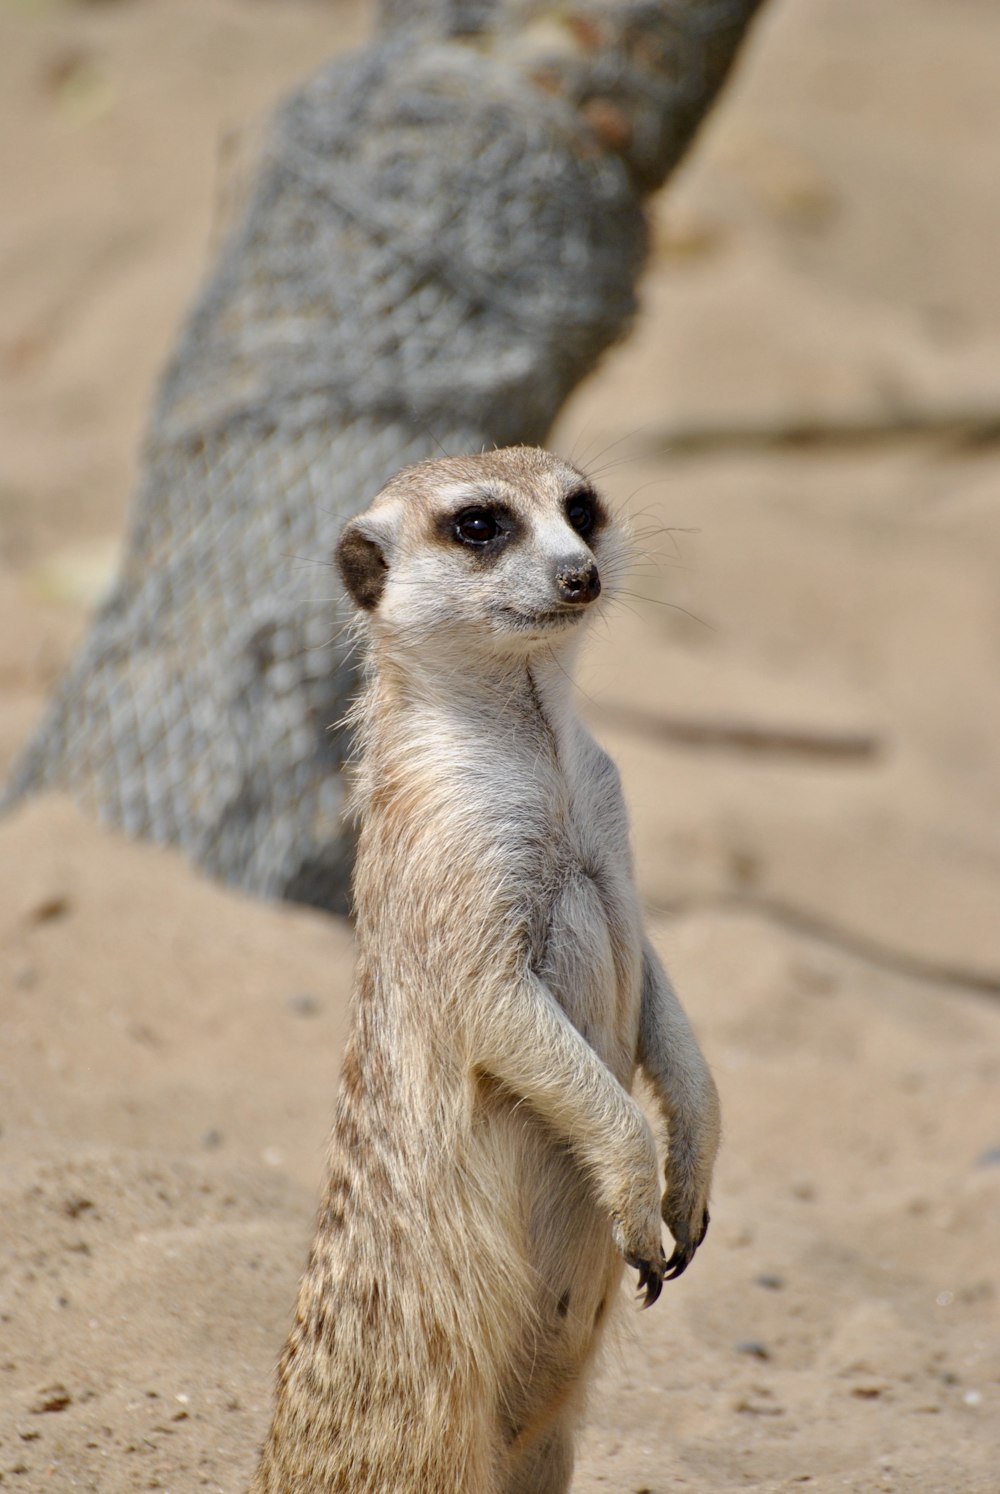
[664,1241,695,1280]
[627,1254,666,1307]
[661,1208,711,1282]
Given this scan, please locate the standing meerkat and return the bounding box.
[250,446,721,1494]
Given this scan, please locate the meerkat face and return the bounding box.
[336,447,627,658]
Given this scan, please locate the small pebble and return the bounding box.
[29,1385,71,1414]
[26,896,71,925]
[755,1273,785,1291]
[735,1340,771,1361]
[61,1197,95,1220]
[288,993,322,1017]
[734,1394,784,1417]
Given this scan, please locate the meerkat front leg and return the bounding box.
[637,938,721,1279]
[476,971,668,1303]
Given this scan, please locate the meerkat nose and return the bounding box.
[555,560,601,605]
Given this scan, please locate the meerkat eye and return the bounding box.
[566,489,598,539]
[454,508,499,546]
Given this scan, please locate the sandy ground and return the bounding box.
[2,2,999,1491]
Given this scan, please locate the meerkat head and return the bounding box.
[335,446,626,659]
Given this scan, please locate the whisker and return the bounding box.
[619,481,673,514]
[600,595,648,626]
[575,423,651,477]
[544,641,601,711]
[286,552,337,569]
[303,612,363,649]
[582,449,650,481]
[420,423,454,460]
[614,590,714,630]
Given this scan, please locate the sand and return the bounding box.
[1,2,999,1491]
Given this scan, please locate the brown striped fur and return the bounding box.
[250,447,720,1492]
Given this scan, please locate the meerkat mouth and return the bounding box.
[495,605,589,632]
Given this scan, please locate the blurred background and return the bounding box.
[1,2,998,1491]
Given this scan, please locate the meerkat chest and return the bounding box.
[532,747,643,1067]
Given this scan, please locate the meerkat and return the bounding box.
[250,446,721,1494]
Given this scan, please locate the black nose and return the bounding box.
[556,560,601,605]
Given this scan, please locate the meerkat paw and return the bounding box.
[611,1208,668,1308]
[628,1249,670,1308]
[660,1188,711,1281]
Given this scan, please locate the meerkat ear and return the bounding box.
[335,515,392,611]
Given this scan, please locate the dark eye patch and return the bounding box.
[434,499,520,562]
[565,486,605,542]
